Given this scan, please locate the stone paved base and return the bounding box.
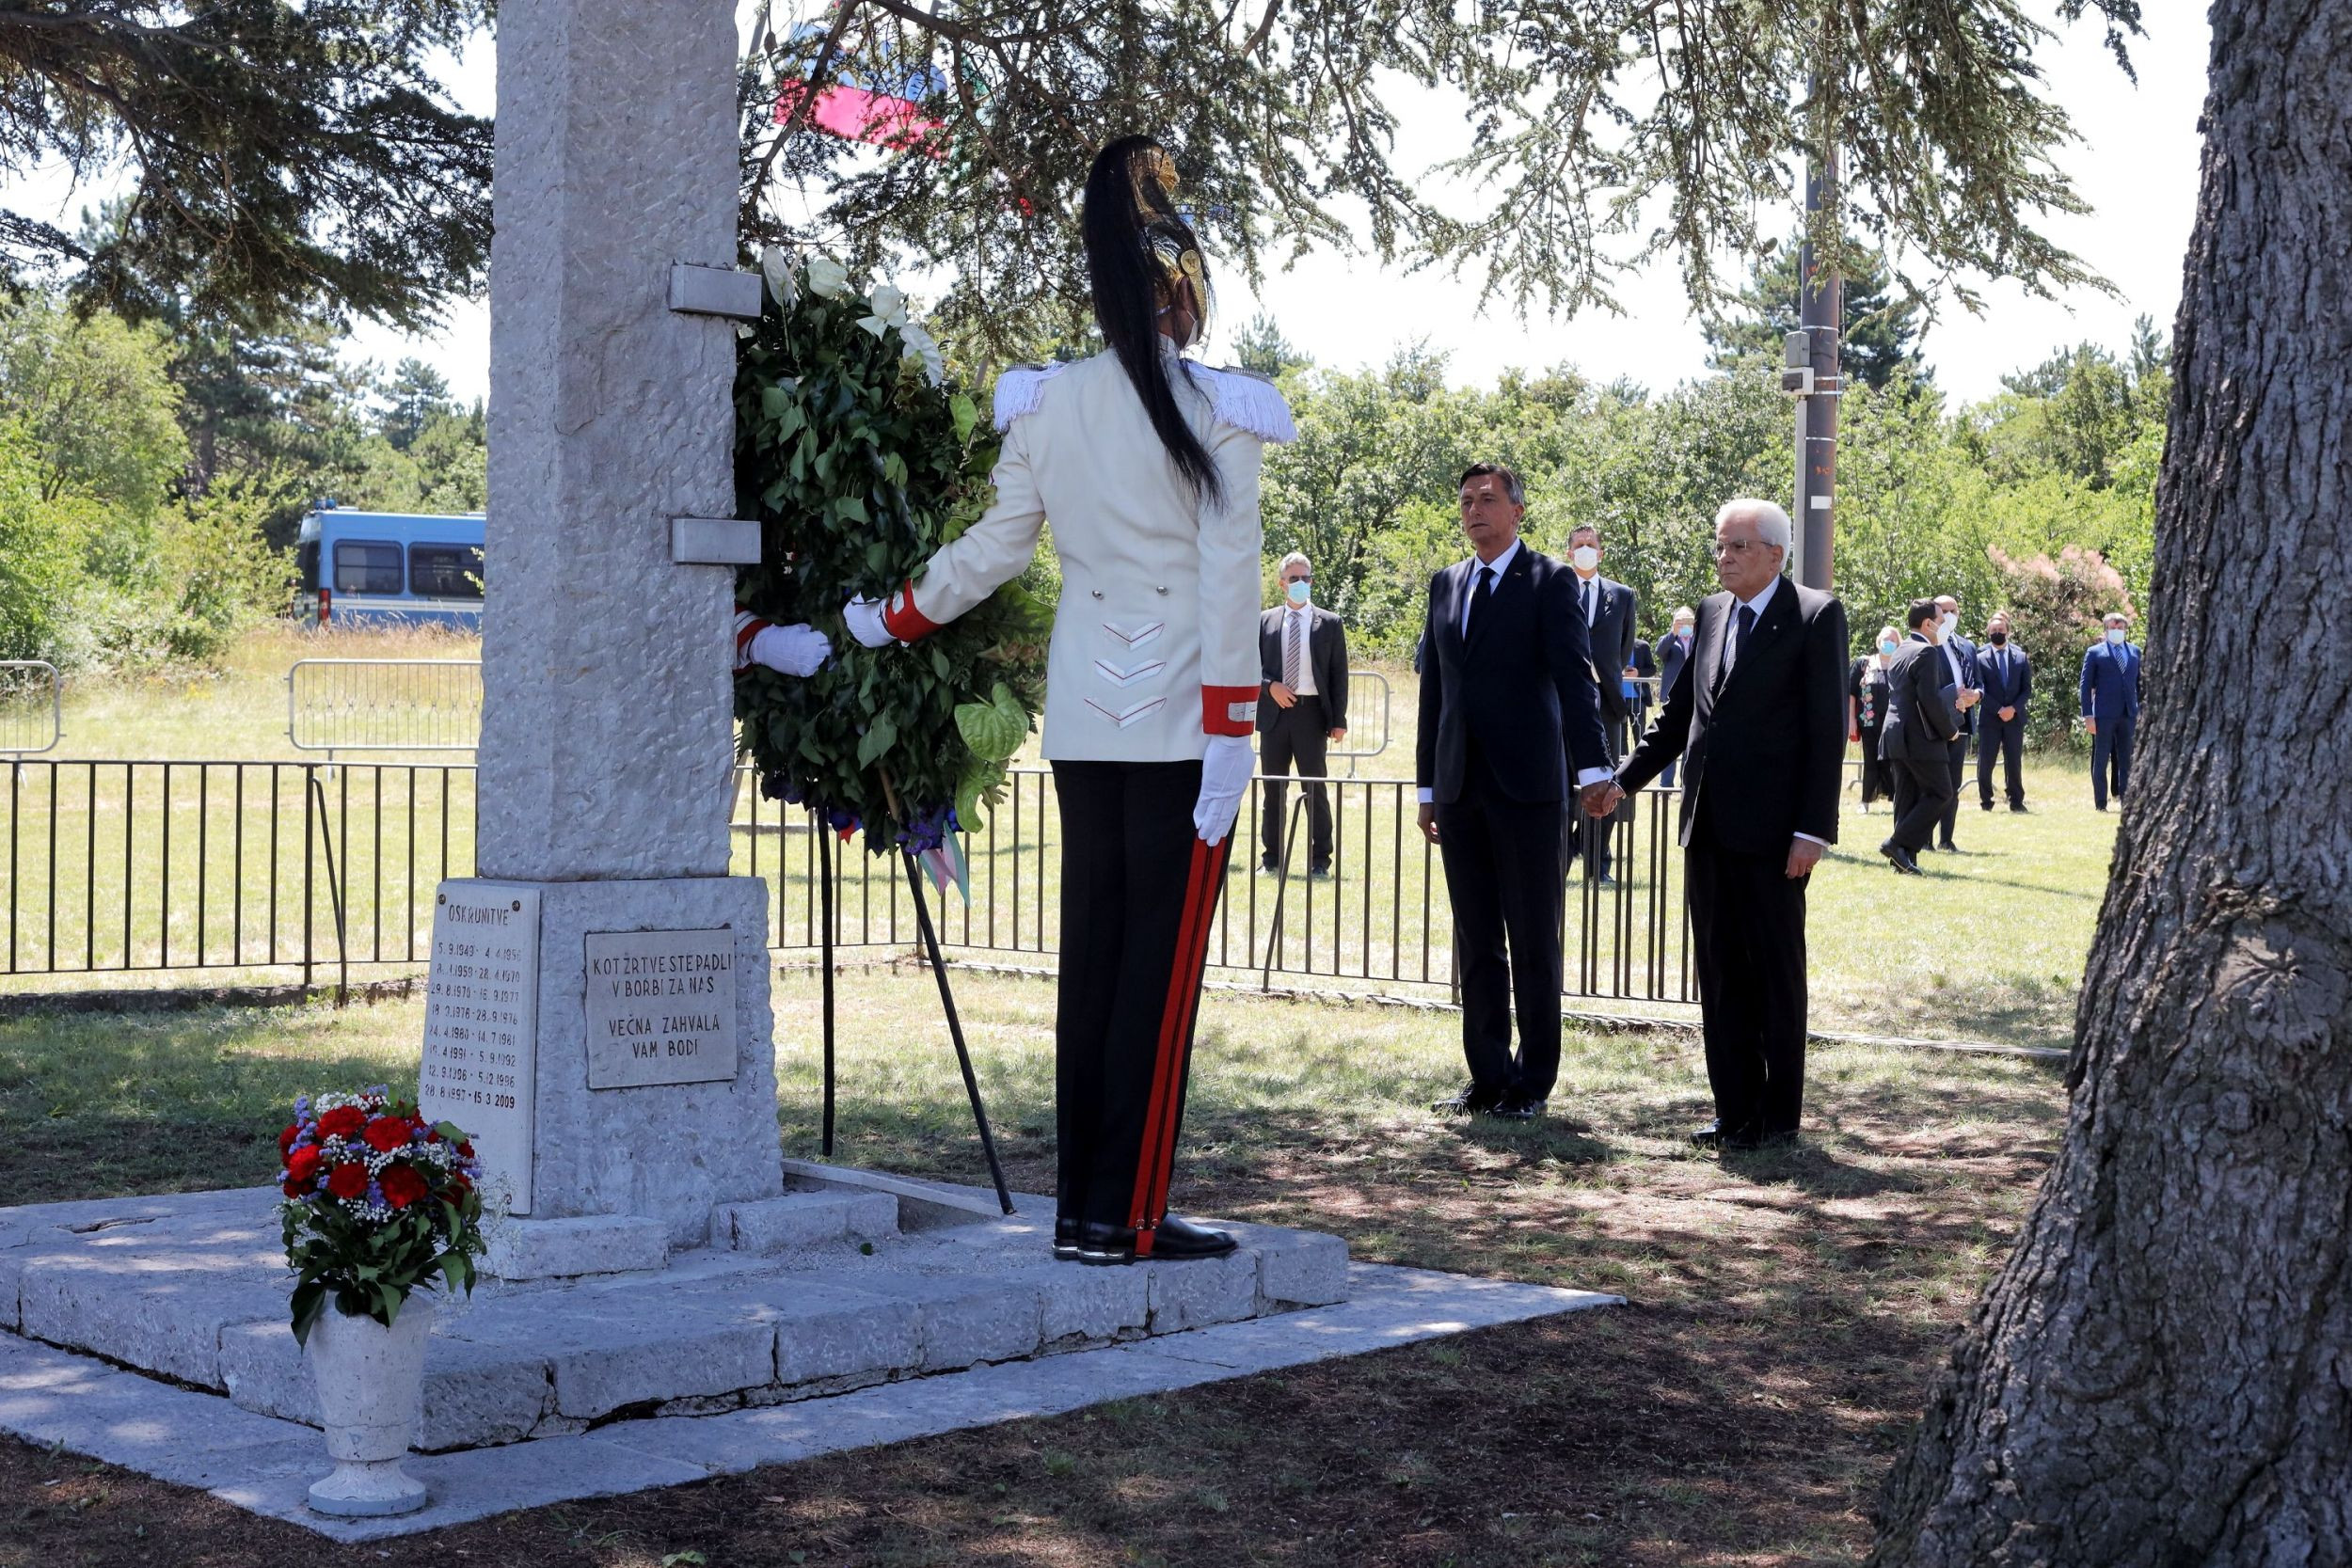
[1,1263,1617,1540]
[0,1173,1618,1538]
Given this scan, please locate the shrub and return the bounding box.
[1989,544,2134,752]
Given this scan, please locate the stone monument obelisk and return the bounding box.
[421,0,782,1274]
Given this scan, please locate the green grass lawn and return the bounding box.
[0,970,2063,1565]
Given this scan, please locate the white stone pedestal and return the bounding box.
[435,876,782,1259]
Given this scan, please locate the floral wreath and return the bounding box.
[732,250,1049,879]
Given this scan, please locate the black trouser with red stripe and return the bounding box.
[1051,759,1231,1243]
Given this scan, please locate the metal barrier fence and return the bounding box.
[288,659,484,754]
[1,760,1693,1012]
[0,662,61,756]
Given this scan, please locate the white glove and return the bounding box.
[842,595,897,649]
[1193,735,1255,846]
[749,622,831,677]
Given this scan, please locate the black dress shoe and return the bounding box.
[1076,1214,1236,1265]
[1054,1216,1081,1262]
[1486,1092,1547,1121]
[1980,800,1994,811]
[1690,1119,1762,1150]
[1937,837,1958,851]
[1308,862,1332,879]
[1144,1213,1238,1260]
[1260,858,1281,875]
[1592,873,1617,888]
[1433,1082,1505,1115]
[1880,840,1922,876]
[2010,803,2030,814]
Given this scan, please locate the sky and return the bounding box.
[8,9,2210,409]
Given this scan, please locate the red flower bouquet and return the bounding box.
[277,1086,486,1344]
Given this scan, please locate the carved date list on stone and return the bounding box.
[420,883,542,1214]
[582,927,740,1089]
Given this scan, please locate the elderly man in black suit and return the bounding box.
[1417,464,1615,1121]
[1929,593,1981,851]
[1565,524,1638,885]
[1257,551,1350,876]
[1599,499,1847,1149]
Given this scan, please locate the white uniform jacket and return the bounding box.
[881,347,1295,763]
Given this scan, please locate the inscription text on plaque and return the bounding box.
[583,927,739,1089]
[420,884,540,1214]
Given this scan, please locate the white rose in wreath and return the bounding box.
[857,284,911,340]
[806,254,850,298]
[898,321,946,387]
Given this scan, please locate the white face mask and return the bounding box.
[1938,611,1958,637]
[2106,626,2127,646]
[1572,546,1599,573]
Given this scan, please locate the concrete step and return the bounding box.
[708,1190,898,1254]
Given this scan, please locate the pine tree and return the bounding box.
[1701,241,1926,388]
[0,3,490,329]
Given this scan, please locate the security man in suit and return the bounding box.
[1602,499,1847,1148]
[1653,607,1696,787]
[1257,551,1349,875]
[1880,598,1973,874]
[1975,611,2031,812]
[1565,524,1638,884]
[2079,610,2143,811]
[1930,594,1980,851]
[844,136,1294,1267]
[1415,464,1615,1121]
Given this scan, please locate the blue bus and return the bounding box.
[295,506,486,630]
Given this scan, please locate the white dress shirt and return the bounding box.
[1419,538,1610,803]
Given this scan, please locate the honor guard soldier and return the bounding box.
[843,135,1295,1265]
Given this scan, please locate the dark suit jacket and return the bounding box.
[1628,639,1657,720]
[1978,642,2031,713]
[1257,605,1349,732]
[1573,575,1639,722]
[2078,641,2142,722]
[1615,579,1848,855]
[1415,546,1611,805]
[1879,639,1962,763]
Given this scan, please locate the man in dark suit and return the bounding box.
[1930,594,1980,851]
[1565,524,1638,884]
[1257,551,1350,875]
[1880,599,1971,873]
[1417,464,1614,1121]
[1602,499,1846,1149]
[1653,607,1696,787]
[1975,611,2031,812]
[2078,610,2143,811]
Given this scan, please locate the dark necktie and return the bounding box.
[1466,565,1495,639]
[1283,610,1303,689]
[1713,605,1756,698]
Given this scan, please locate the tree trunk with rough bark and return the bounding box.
[1868,4,2352,1564]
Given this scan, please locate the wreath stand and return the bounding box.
[813,817,1015,1215]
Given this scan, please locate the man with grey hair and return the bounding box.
[1599,498,1847,1149]
[1257,549,1349,874]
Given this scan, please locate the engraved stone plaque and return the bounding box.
[420,883,540,1214]
[583,927,739,1089]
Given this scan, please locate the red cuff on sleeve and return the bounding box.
[881,578,944,641]
[1202,684,1257,736]
[732,610,769,673]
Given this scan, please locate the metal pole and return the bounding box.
[900,848,1015,1214]
[817,813,836,1157]
[1795,139,1841,591]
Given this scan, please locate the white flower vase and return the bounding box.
[304,1295,435,1517]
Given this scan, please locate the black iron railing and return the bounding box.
[1,760,1694,1011]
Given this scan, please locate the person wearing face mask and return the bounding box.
[841,137,1295,1267]
[1880,598,1974,874]
[1848,625,1900,811]
[1975,612,2032,813]
[1565,525,1639,885]
[1928,594,1981,850]
[2078,610,2142,811]
[1652,607,1697,787]
[1257,551,1350,876]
